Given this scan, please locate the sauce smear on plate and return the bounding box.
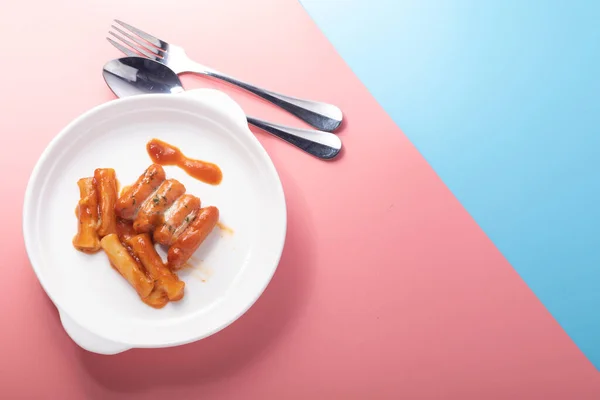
[216,221,234,236]
[146,138,223,185]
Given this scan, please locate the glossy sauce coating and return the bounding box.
[216,222,234,236]
[73,178,101,253]
[128,233,185,301]
[154,194,201,245]
[133,179,186,233]
[94,168,118,237]
[115,164,166,220]
[115,218,136,244]
[168,206,220,270]
[147,139,223,185]
[100,234,154,299]
[74,161,222,309]
[143,287,169,309]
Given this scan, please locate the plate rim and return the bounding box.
[22,90,287,347]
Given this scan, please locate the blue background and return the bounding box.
[300,0,600,368]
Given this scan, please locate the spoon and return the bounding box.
[102,57,342,160]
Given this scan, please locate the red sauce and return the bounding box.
[216,222,234,236]
[146,138,223,185]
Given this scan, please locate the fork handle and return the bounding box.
[200,69,343,132]
[246,116,342,160]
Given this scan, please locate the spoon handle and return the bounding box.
[246,116,342,160]
[199,68,343,132]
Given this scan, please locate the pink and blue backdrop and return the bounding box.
[0,0,598,398]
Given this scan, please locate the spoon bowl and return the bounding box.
[103,57,185,97]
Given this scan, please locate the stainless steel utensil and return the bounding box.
[102,57,342,160]
[107,20,343,132]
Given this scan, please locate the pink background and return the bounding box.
[1,0,599,398]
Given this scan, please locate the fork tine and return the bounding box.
[107,37,139,57]
[114,20,164,48]
[108,31,157,60]
[111,25,163,57]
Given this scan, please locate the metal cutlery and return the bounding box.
[102,57,342,160]
[107,20,343,132]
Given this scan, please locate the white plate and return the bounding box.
[23,89,287,353]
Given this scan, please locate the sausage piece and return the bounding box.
[153,194,201,246]
[94,168,118,237]
[72,177,101,253]
[168,206,219,270]
[133,179,186,233]
[115,164,166,220]
[128,234,185,301]
[100,234,154,299]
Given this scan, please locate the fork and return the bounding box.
[107,20,343,132]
